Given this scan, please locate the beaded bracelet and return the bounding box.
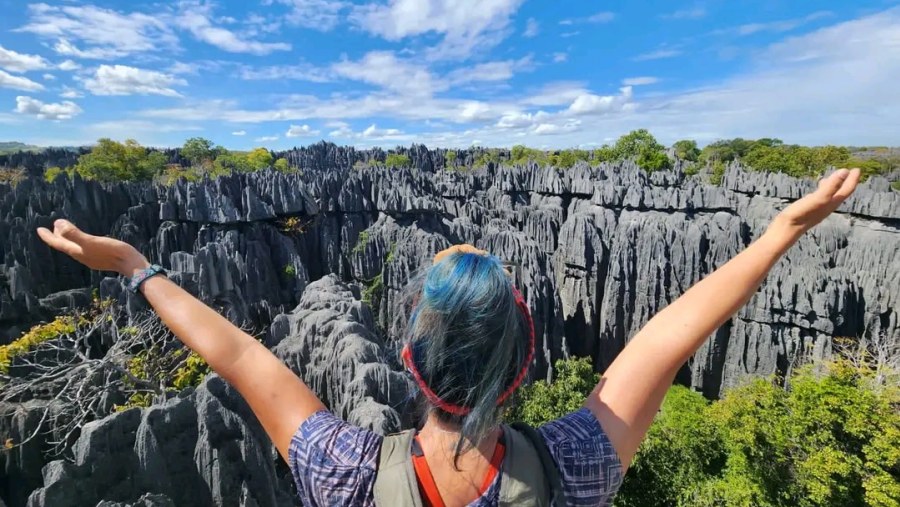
[127,264,167,293]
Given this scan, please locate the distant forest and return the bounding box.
[1,130,898,190]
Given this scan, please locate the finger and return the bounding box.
[37,227,84,257]
[54,219,91,243]
[817,169,850,196]
[832,168,861,201]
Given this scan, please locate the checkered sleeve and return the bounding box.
[538,407,625,506]
[288,410,383,507]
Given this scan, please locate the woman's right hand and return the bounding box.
[37,219,149,277]
[769,168,861,237]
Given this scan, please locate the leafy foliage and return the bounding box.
[75,138,167,182]
[273,158,296,173]
[0,167,27,187]
[385,153,411,168]
[181,137,216,166]
[283,264,296,278]
[361,273,383,306]
[511,353,900,507]
[0,316,79,373]
[674,140,701,162]
[613,129,672,171]
[43,166,73,183]
[353,230,371,255]
[506,356,598,427]
[119,347,210,410]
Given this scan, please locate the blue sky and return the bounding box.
[0,0,898,150]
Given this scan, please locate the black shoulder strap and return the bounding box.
[510,422,568,507]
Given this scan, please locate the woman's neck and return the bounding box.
[418,413,501,462]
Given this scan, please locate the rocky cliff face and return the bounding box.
[1,150,898,506]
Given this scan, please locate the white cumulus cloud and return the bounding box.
[264,0,349,30]
[350,0,525,60]
[566,87,633,115]
[232,130,247,136]
[333,51,438,96]
[15,96,82,120]
[0,70,44,91]
[177,3,292,55]
[16,3,178,59]
[286,124,321,137]
[255,136,279,142]
[622,76,659,86]
[83,65,187,97]
[0,44,49,72]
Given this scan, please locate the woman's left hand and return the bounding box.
[37,219,149,276]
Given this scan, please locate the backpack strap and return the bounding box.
[509,422,569,507]
[374,430,423,507]
[498,424,550,507]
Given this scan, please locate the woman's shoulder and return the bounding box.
[288,410,384,507]
[291,410,384,467]
[536,408,625,504]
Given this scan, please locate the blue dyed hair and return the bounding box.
[403,251,530,462]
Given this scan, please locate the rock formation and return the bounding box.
[1,145,897,505]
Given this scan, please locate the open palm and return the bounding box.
[36,220,147,276]
[775,168,860,234]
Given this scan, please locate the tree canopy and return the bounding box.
[74,138,167,182]
[509,350,900,507]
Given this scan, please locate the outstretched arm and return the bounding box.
[37,222,325,461]
[585,168,860,470]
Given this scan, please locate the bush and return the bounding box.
[159,165,202,186]
[273,158,296,173]
[118,347,210,410]
[0,316,79,373]
[171,351,209,391]
[352,230,371,255]
[892,181,900,192]
[361,273,383,305]
[75,138,167,182]
[506,356,598,427]
[710,160,726,185]
[613,129,671,171]
[674,140,701,162]
[181,137,215,166]
[385,153,411,168]
[0,167,26,187]
[512,354,900,507]
[283,264,296,277]
[44,166,71,183]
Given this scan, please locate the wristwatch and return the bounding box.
[127,264,167,293]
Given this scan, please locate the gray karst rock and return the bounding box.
[1,150,898,505]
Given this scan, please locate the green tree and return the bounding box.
[273,158,293,173]
[385,153,411,168]
[673,140,701,162]
[614,129,671,171]
[617,386,725,507]
[75,138,166,182]
[506,356,598,427]
[245,147,274,171]
[181,137,215,166]
[44,166,68,183]
[445,150,458,169]
[593,145,617,163]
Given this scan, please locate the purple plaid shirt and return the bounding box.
[288,408,624,506]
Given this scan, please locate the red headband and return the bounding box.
[402,285,535,416]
